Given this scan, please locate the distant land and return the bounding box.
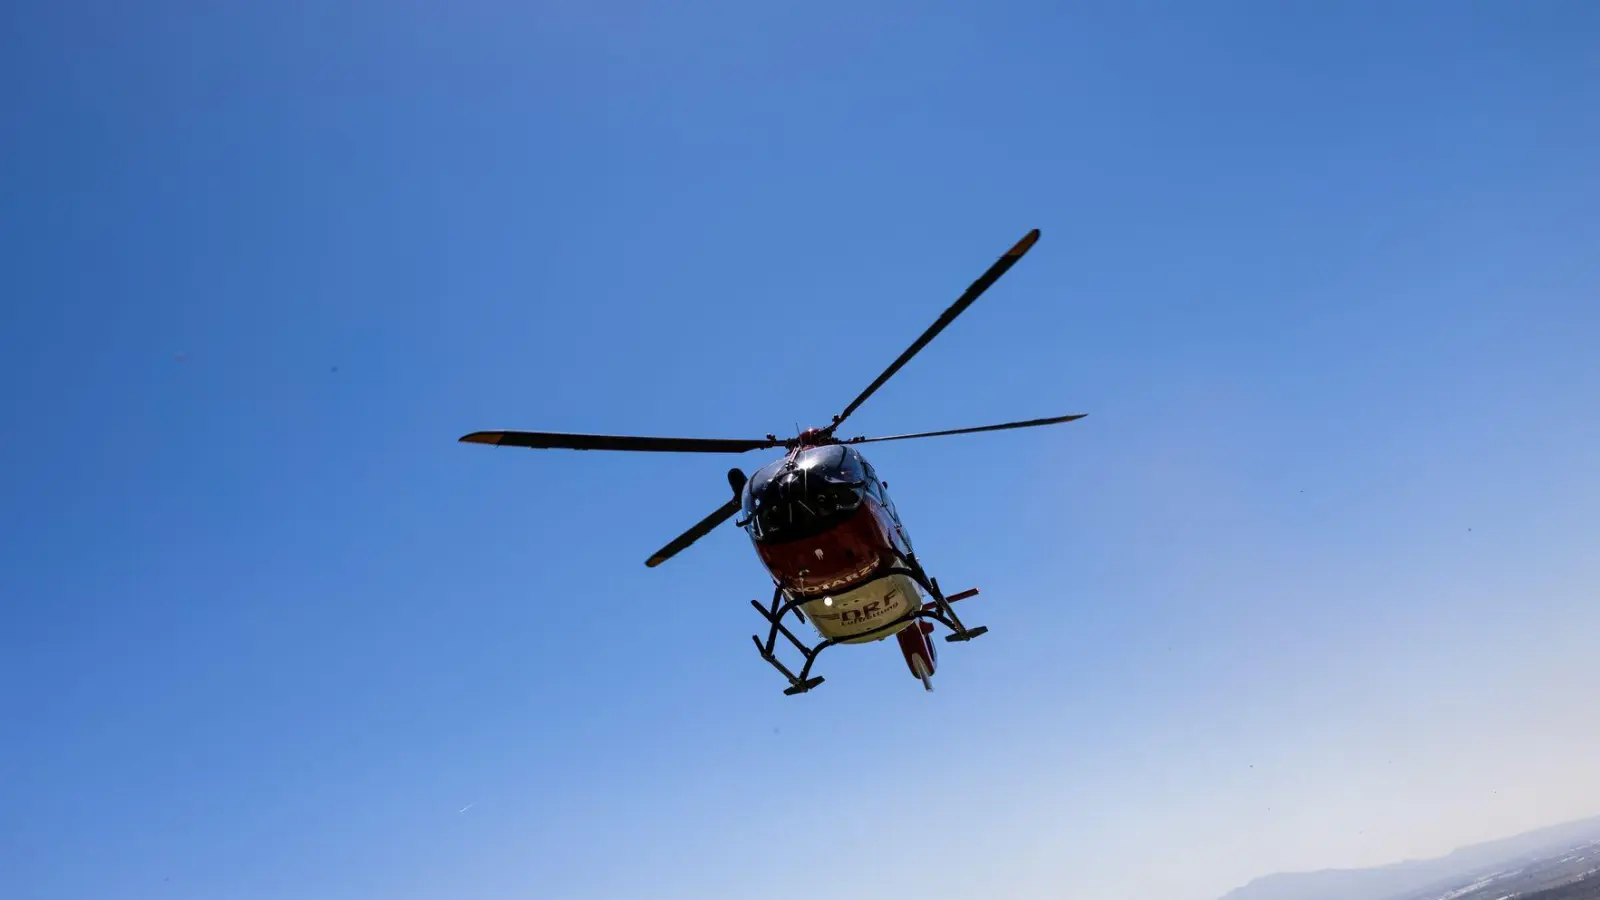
[1220,815,1600,900]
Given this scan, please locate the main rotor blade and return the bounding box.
[842,412,1086,445]
[824,228,1041,435]
[645,469,747,568]
[644,496,742,567]
[460,431,780,454]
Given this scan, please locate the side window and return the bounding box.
[865,462,902,525]
[860,461,883,502]
[880,480,899,521]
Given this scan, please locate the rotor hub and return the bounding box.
[794,427,829,447]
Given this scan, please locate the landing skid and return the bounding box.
[749,555,987,696]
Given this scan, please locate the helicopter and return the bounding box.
[460,228,1084,695]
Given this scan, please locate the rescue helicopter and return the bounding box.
[459,229,1084,695]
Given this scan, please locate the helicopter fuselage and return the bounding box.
[739,444,934,662]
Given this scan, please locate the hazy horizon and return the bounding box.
[3,3,1597,900]
[1233,811,1600,878]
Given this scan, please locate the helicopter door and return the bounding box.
[862,460,913,553]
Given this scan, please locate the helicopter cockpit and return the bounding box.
[741,444,869,543]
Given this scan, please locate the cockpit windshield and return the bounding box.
[742,445,866,543]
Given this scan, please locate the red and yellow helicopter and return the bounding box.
[460,229,1084,695]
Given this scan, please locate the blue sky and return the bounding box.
[2,2,1598,898]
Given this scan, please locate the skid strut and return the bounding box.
[749,556,988,695]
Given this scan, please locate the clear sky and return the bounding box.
[3,3,1598,899]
